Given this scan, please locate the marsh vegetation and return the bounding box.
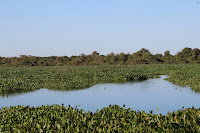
[1,105,200,132]
[1,64,200,94]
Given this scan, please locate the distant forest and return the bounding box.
[1,47,200,66]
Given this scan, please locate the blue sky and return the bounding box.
[0,0,200,57]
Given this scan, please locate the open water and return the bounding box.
[1,75,200,114]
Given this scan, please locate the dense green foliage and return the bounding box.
[0,47,200,66]
[0,65,160,95]
[166,65,200,92]
[1,105,200,132]
[1,64,200,95]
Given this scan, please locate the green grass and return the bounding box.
[1,105,200,132]
[0,64,200,95]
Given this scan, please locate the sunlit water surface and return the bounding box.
[1,75,200,115]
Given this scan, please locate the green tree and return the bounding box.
[92,51,100,65]
[176,47,192,63]
[188,48,200,62]
[163,50,174,64]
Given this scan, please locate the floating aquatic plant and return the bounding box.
[1,105,200,132]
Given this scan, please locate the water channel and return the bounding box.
[1,75,200,115]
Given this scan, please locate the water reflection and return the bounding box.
[1,75,200,115]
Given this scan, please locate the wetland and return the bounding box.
[1,75,200,115]
[1,64,200,132]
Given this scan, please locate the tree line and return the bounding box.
[0,47,200,66]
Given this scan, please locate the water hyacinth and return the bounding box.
[1,105,200,132]
[1,64,200,95]
[0,65,159,95]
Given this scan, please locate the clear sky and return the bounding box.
[0,0,200,57]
